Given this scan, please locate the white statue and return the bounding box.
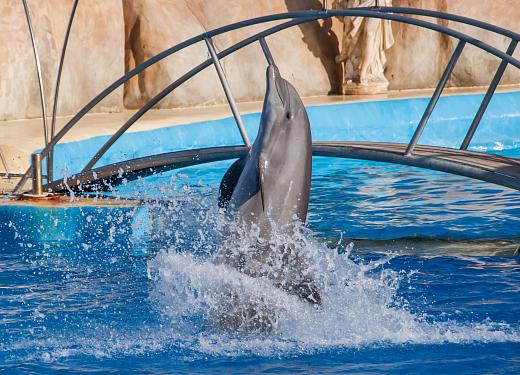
[333,0,395,94]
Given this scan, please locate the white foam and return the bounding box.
[147,227,520,357]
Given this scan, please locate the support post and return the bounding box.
[259,37,275,65]
[405,40,466,156]
[31,153,43,196]
[460,39,518,150]
[205,37,252,148]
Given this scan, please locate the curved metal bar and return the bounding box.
[51,0,79,140]
[14,8,520,193]
[79,12,520,174]
[372,6,520,41]
[48,146,250,193]
[46,142,520,194]
[47,0,79,181]
[22,0,48,146]
[313,143,520,191]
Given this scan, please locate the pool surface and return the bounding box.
[1,93,520,373]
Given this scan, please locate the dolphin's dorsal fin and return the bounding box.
[218,157,247,208]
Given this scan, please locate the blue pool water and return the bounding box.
[2,93,520,373]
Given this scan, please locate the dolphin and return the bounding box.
[214,65,320,330]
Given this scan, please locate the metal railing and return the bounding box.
[13,6,520,195]
[16,0,78,187]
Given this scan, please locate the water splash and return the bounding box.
[2,173,519,366]
[147,215,520,357]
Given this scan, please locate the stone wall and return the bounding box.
[0,0,124,121]
[122,0,341,109]
[386,0,520,90]
[1,0,519,122]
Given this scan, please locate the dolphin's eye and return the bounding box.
[286,112,293,120]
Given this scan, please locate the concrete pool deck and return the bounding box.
[2,84,520,194]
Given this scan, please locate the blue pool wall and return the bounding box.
[50,91,520,178]
[3,91,520,245]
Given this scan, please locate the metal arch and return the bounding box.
[74,13,520,173]
[45,142,520,194]
[35,8,520,160]
[12,7,520,193]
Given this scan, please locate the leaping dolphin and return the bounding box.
[215,64,320,326]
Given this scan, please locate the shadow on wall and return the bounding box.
[284,0,342,94]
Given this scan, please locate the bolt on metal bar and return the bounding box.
[48,0,79,183]
[460,39,518,150]
[205,37,251,148]
[405,39,466,156]
[22,0,49,146]
[31,153,43,196]
[259,37,275,65]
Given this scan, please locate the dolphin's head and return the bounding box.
[257,65,310,152]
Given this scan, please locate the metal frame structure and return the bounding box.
[6,0,79,183]
[12,6,520,195]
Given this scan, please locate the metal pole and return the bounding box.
[205,37,252,148]
[48,0,79,182]
[22,0,49,146]
[31,153,43,196]
[405,40,466,156]
[460,38,518,150]
[259,37,275,65]
[323,0,328,10]
[0,150,9,176]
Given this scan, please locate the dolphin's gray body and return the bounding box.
[215,65,320,325]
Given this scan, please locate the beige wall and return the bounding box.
[0,0,519,122]
[0,0,124,122]
[122,0,342,109]
[386,0,520,90]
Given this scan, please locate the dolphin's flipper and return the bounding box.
[218,157,247,208]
